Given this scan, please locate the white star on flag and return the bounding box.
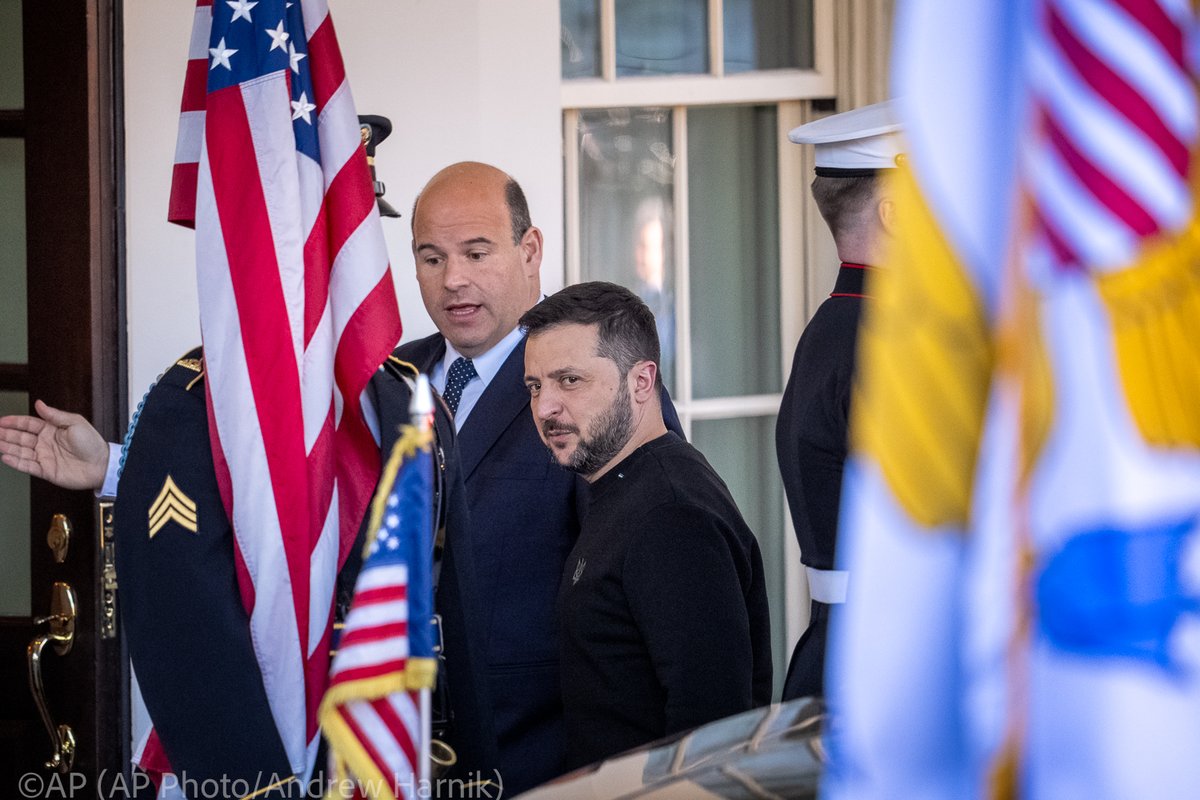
[209,38,238,71]
[290,91,316,124]
[226,0,258,23]
[288,42,306,74]
[266,20,289,52]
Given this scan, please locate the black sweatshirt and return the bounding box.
[557,432,773,770]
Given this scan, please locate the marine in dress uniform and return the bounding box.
[115,349,497,797]
[776,102,903,700]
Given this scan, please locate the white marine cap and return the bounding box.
[788,100,902,176]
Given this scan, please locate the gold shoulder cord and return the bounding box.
[175,354,206,392]
[387,355,419,377]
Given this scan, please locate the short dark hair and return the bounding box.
[520,281,662,388]
[410,174,532,245]
[810,174,878,240]
[504,178,532,245]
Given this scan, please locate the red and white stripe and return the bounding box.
[1025,0,1197,275]
[329,563,422,797]
[168,0,211,227]
[162,0,403,781]
[337,694,422,799]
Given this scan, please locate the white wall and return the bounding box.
[122,0,564,409]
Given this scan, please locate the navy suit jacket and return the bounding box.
[382,332,682,793]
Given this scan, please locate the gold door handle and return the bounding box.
[27,582,78,773]
[47,513,72,564]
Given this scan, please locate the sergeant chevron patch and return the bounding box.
[148,475,198,538]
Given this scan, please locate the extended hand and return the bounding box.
[0,400,109,490]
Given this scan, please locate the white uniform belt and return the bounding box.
[805,566,848,604]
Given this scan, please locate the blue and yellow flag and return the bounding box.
[825,2,1200,798]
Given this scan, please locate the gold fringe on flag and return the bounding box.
[999,268,1055,488]
[1096,186,1200,451]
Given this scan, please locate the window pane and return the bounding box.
[576,108,677,393]
[724,0,815,74]
[0,0,21,109]
[692,415,786,699]
[0,138,27,363]
[616,0,708,77]
[0,392,30,616]
[688,105,780,399]
[561,0,601,79]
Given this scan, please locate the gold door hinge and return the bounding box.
[99,501,118,640]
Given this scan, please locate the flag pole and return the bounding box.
[409,375,435,791]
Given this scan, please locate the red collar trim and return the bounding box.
[839,262,876,270]
[829,292,869,299]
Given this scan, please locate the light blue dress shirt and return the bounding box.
[431,326,526,431]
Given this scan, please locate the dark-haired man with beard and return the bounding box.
[521,281,772,771]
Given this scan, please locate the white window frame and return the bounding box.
[562,0,836,662]
[561,0,835,107]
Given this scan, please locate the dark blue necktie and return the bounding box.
[442,357,478,416]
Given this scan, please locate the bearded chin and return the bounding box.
[564,382,635,476]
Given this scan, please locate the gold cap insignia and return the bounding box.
[148,475,198,538]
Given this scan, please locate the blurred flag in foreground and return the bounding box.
[141,0,403,785]
[824,1,1200,798]
[320,417,437,800]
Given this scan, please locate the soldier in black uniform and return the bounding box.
[113,349,496,797]
[776,102,903,701]
[1,360,497,797]
[0,120,499,794]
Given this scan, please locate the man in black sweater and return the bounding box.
[520,281,772,771]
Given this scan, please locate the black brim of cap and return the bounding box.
[814,167,886,178]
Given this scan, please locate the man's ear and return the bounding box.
[521,226,544,276]
[629,360,658,403]
[877,194,897,236]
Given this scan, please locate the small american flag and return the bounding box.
[147,0,404,784]
[320,420,438,800]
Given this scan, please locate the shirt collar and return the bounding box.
[439,326,526,389]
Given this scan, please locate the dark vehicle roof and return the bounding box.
[517,698,825,799]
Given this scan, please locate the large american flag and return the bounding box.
[160,0,403,781]
[320,417,438,800]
